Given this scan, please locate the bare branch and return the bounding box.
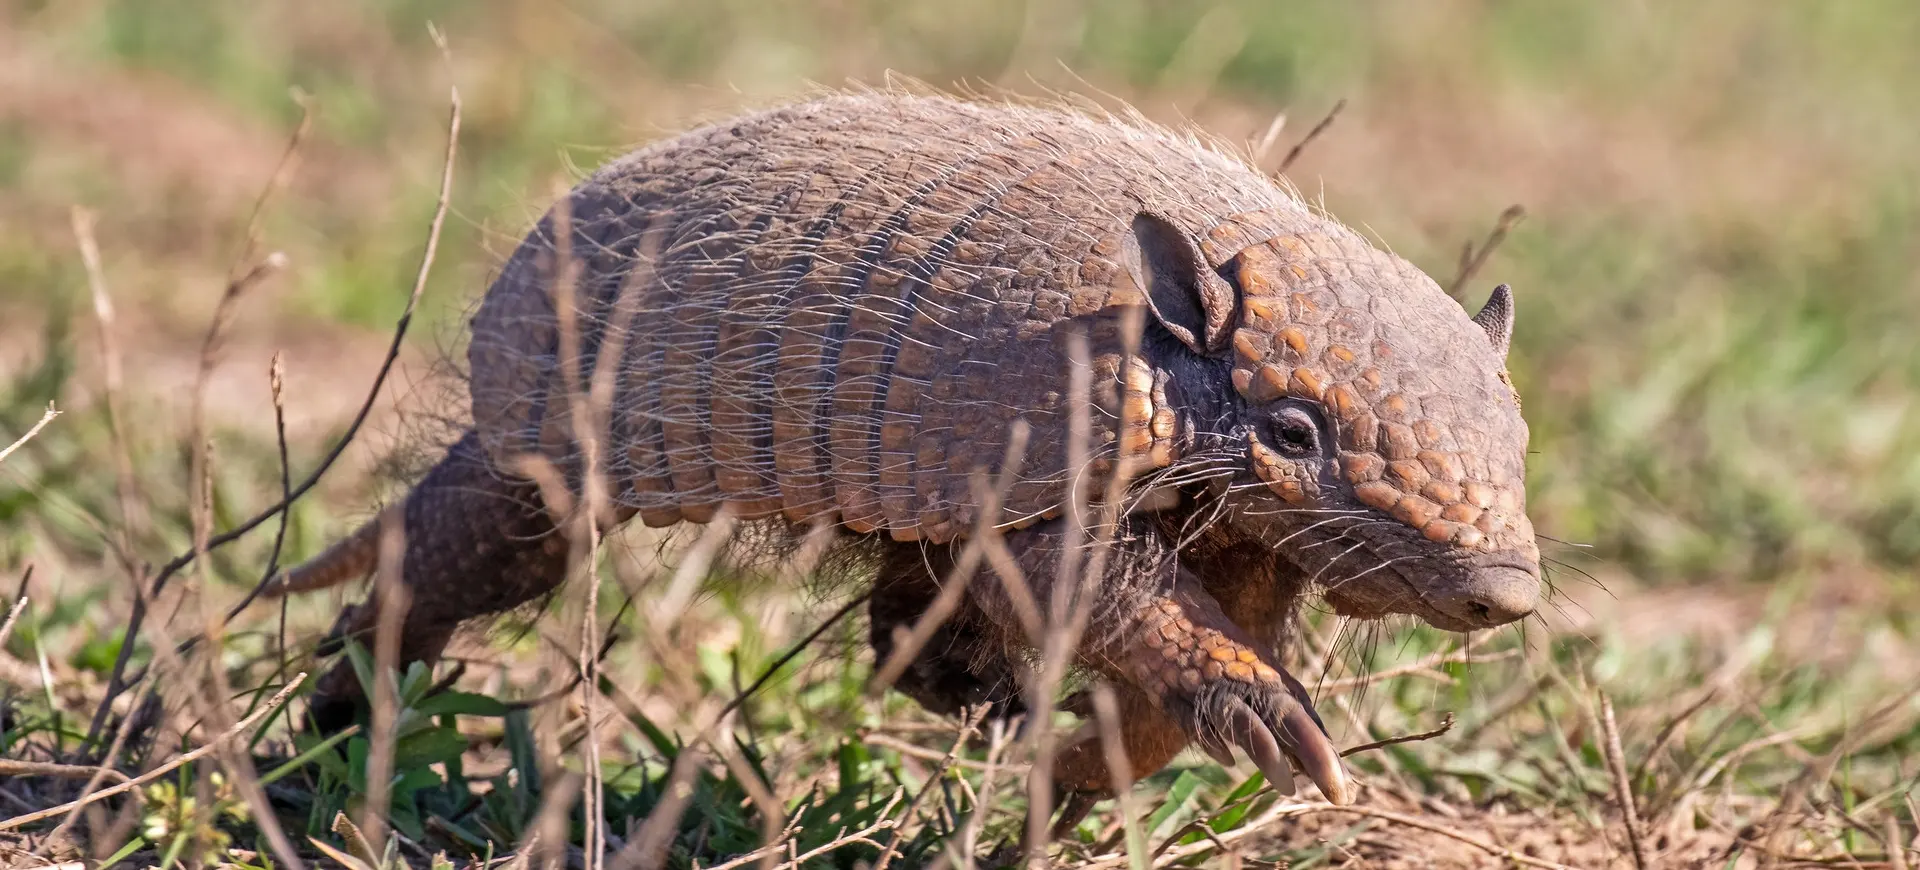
[1446,204,1525,299]
[0,594,26,653]
[0,404,58,466]
[1274,98,1346,177]
[1599,692,1651,869]
[0,760,128,784]
[1340,712,1456,759]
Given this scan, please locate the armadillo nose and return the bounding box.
[1460,564,1540,627]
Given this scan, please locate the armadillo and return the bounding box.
[281,91,1540,811]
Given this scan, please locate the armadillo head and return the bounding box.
[1128,212,1540,632]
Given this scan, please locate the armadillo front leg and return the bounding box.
[308,431,571,731]
[971,517,1351,831]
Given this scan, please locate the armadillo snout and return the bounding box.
[1429,558,1539,629]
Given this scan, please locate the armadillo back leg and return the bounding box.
[869,538,1026,721]
[308,430,569,731]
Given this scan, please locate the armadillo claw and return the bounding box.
[1274,694,1352,805]
[1194,728,1239,769]
[1214,678,1351,805]
[1225,697,1296,796]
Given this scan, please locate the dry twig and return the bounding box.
[862,733,1025,774]
[0,760,129,784]
[1091,685,1148,867]
[957,717,1015,870]
[1250,111,1288,165]
[610,747,708,870]
[358,515,410,849]
[699,791,905,870]
[0,404,58,466]
[1274,98,1346,176]
[1446,204,1526,299]
[1341,712,1456,759]
[1633,685,1719,788]
[0,594,27,653]
[868,429,1028,694]
[71,207,147,561]
[1600,692,1651,870]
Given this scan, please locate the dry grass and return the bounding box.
[2,1,1918,868]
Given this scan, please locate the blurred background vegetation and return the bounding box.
[6,0,1918,588]
[3,0,1919,865]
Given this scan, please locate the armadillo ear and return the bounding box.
[1471,283,1515,360]
[1124,212,1239,355]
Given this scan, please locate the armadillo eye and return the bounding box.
[1271,405,1320,458]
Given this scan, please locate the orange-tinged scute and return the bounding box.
[1224,230,1530,552]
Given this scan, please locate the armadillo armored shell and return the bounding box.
[464,91,1529,555]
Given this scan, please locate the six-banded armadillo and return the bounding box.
[281,91,1540,812]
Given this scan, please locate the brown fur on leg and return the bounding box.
[1049,682,1186,835]
[869,538,1027,721]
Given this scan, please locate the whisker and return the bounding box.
[1323,554,1422,593]
[1306,538,1370,588]
[1298,520,1392,553]
[1541,555,1606,593]
[1534,533,1595,550]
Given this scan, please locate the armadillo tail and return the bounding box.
[266,507,397,598]
[307,429,571,732]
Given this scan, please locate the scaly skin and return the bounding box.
[283,91,1542,812]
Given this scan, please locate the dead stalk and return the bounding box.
[70,207,147,562]
[0,404,58,466]
[46,664,155,854]
[710,711,787,870]
[0,760,129,783]
[214,355,299,633]
[610,747,708,870]
[958,718,1014,870]
[1091,685,1147,868]
[1446,204,1526,299]
[862,733,1026,774]
[0,595,26,653]
[653,506,737,633]
[1024,328,1094,862]
[869,429,1028,694]
[1250,111,1288,164]
[545,166,612,870]
[1632,686,1719,788]
[701,791,904,870]
[1274,98,1346,176]
[359,514,410,849]
[1340,712,1456,759]
[1600,692,1651,870]
[175,165,296,868]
